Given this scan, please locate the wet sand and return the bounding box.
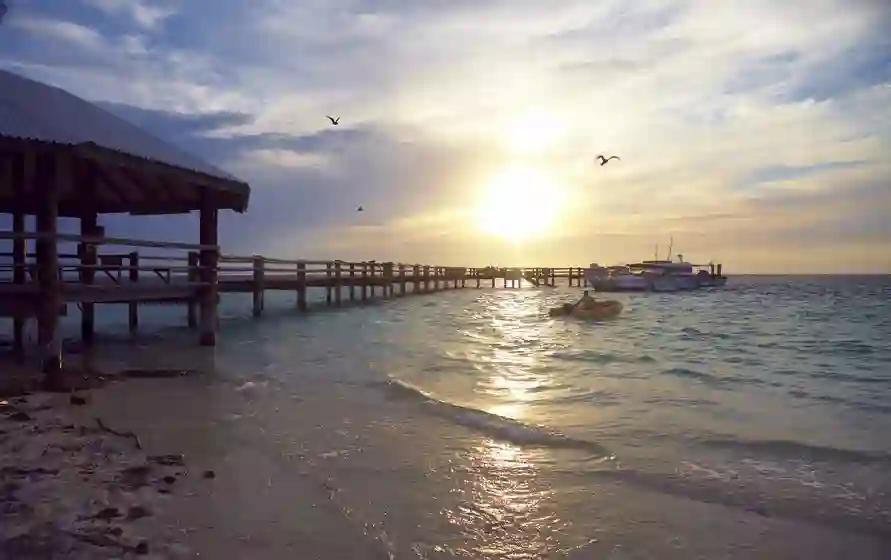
[1,346,391,560]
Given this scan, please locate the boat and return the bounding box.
[583,240,728,292]
[548,300,623,320]
[584,264,650,292]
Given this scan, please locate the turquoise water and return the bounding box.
[6,276,891,558]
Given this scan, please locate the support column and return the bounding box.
[198,191,219,346]
[37,151,63,387]
[187,252,198,327]
[10,153,30,360]
[79,212,97,345]
[296,260,307,311]
[252,255,265,317]
[12,209,25,359]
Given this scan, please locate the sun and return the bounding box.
[475,166,565,240]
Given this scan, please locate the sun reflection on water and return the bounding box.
[443,292,570,557]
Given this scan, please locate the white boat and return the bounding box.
[584,249,728,292]
[584,264,649,291]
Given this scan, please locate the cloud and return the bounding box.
[7,15,105,51]
[82,0,178,30]
[1,0,889,272]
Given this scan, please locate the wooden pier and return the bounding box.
[0,236,587,350]
[0,68,589,388]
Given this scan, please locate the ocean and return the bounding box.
[6,275,891,558]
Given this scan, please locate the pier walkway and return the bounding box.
[0,230,586,359]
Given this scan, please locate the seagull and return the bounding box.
[326,115,340,125]
[357,206,364,212]
[596,154,621,166]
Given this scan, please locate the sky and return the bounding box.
[1,0,890,273]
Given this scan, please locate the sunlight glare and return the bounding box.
[503,110,566,154]
[475,166,565,239]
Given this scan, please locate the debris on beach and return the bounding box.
[0,392,193,558]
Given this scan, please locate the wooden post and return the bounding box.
[369,262,376,299]
[297,260,307,311]
[187,252,198,327]
[383,262,394,298]
[37,151,62,385]
[398,264,406,296]
[252,255,265,317]
[349,263,356,301]
[78,214,97,345]
[198,192,219,347]
[9,152,31,360]
[128,251,139,333]
[491,269,496,288]
[434,267,440,291]
[423,265,430,292]
[412,265,420,294]
[12,209,26,359]
[475,268,481,289]
[334,261,343,306]
[361,262,368,301]
[326,262,333,306]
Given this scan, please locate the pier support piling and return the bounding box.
[252,256,265,317]
[37,151,63,386]
[297,261,307,311]
[198,193,219,347]
[128,251,139,333]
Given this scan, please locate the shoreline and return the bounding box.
[1,346,393,560]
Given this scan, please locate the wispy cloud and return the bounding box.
[1,0,889,272]
[82,0,178,30]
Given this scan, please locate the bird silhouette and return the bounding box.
[596,154,621,166]
[357,206,364,212]
[326,115,340,125]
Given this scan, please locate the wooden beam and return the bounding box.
[73,142,249,211]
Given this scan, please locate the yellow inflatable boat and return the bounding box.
[548,300,623,320]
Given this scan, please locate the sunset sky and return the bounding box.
[2,0,890,273]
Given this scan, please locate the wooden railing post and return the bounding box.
[252,255,265,317]
[369,262,376,299]
[334,261,343,306]
[434,267,440,291]
[297,260,307,311]
[349,263,356,301]
[491,269,496,288]
[475,268,481,289]
[423,265,430,292]
[128,251,139,334]
[187,251,198,328]
[361,262,369,301]
[413,265,420,293]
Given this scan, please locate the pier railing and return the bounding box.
[1,230,587,357]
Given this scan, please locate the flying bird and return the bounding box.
[596,154,621,166]
[357,206,364,212]
[326,115,340,125]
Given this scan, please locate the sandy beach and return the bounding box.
[1,345,392,560]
